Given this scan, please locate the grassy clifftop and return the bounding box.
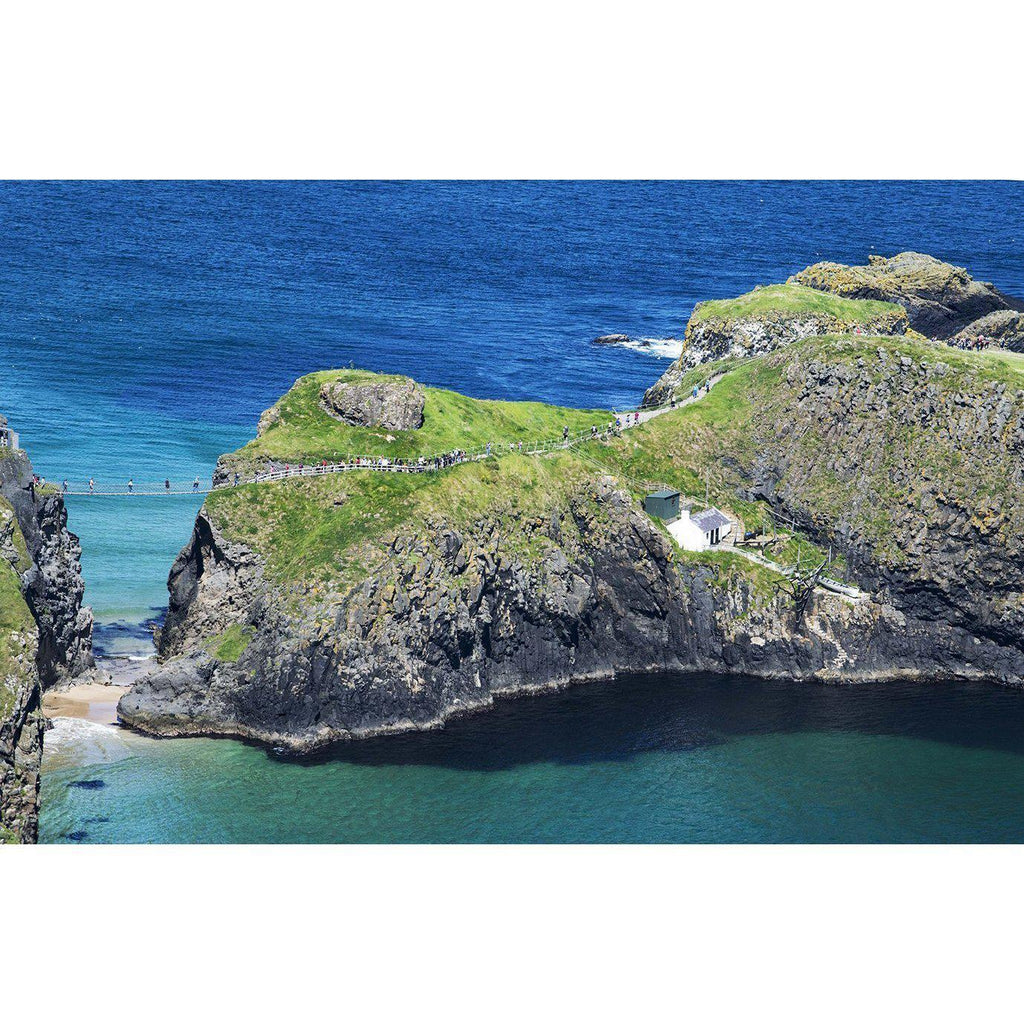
[207,451,599,592]
[690,283,904,325]
[601,335,1024,566]
[220,369,610,474]
[204,336,1024,603]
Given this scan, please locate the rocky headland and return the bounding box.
[790,251,1024,339]
[118,282,1024,753]
[0,432,94,842]
[643,283,907,407]
[643,252,1024,407]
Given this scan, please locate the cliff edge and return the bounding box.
[120,338,1024,754]
[0,436,94,842]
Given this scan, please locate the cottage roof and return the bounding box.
[691,508,731,533]
[648,488,680,500]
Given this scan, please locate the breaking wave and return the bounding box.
[42,717,136,772]
[604,336,683,359]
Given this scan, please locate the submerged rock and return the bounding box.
[592,333,639,346]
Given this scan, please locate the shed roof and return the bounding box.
[691,508,732,533]
[648,488,680,500]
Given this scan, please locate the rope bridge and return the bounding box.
[55,381,720,498]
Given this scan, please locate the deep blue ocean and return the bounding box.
[3,180,1023,841]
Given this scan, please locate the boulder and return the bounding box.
[319,377,425,431]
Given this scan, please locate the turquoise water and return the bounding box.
[39,674,1024,843]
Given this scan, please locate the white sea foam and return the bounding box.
[42,717,135,771]
[620,337,684,359]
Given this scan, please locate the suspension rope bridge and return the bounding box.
[48,375,723,497]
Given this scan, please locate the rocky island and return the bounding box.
[116,251,1024,755]
[0,424,94,842]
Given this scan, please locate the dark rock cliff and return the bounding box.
[0,451,94,686]
[0,440,94,842]
[643,300,907,407]
[741,346,1024,668]
[121,456,1022,753]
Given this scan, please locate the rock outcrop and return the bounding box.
[737,343,1024,671]
[0,452,94,687]
[790,251,1024,339]
[0,527,42,844]
[950,310,1024,353]
[643,285,907,407]
[0,435,94,842]
[319,377,425,431]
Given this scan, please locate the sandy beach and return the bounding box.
[43,681,129,725]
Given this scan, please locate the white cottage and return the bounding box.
[668,507,733,552]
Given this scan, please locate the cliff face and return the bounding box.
[744,345,1024,662]
[790,251,1024,339]
[643,285,907,407]
[0,451,94,686]
[0,441,94,842]
[120,340,1024,753]
[120,469,998,753]
[0,520,42,843]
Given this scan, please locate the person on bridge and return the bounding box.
[193,476,200,493]
[88,478,94,494]
[62,480,68,494]
[165,479,170,493]
[128,478,134,494]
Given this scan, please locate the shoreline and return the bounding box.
[43,681,129,725]
[42,656,149,725]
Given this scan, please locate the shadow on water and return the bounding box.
[92,607,165,658]
[293,672,1024,773]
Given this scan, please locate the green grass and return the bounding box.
[0,557,35,719]
[220,369,611,475]
[205,333,1024,599]
[208,623,255,663]
[690,283,904,325]
[207,451,598,592]
[0,497,31,573]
